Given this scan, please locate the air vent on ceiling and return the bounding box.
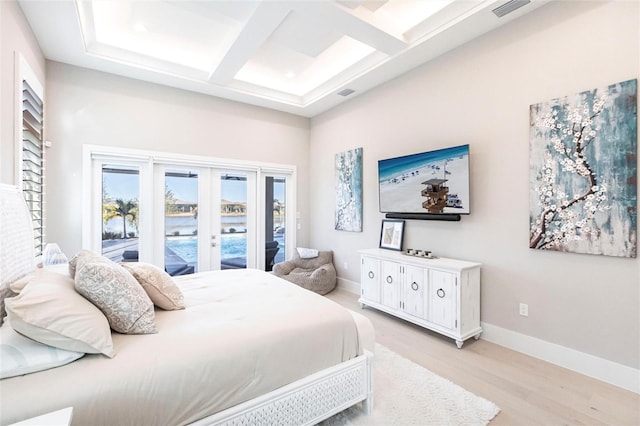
[492,0,531,18]
[337,88,355,97]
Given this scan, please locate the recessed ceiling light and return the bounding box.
[133,23,148,33]
[285,71,295,79]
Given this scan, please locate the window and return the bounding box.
[21,79,45,256]
[265,175,287,268]
[101,165,140,261]
[164,169,198,274]
[83,145,295,275]
[84,146,296,274]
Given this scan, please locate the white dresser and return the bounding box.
[359,248,482,348]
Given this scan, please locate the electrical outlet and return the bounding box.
[519,303,529,317]
[343,262,348,270]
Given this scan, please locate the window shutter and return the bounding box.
[22,80,44,256]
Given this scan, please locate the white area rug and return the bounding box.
[320,344,500,426]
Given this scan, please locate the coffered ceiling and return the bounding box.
[18,0,549,117]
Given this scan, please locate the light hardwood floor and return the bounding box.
[326,288,639,426]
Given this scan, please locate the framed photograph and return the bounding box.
[379,219,405,251]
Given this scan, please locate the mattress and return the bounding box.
[0,268,370,426]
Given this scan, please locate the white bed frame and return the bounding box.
[0,184,374,424]
[196,351,373,426]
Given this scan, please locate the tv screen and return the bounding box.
[378,144,470,215]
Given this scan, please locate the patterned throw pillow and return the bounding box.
[75,261,157,335]
[121,263,185,310]
[68,250,108,279]
[5,268,115,357]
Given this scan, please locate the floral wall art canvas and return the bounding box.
[335,147,363,232]
[529,79,637,258]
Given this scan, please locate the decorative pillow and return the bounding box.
[8,272,36,294]
[75,261,157,334]
[296,247,319,259]
[4,269,115,358]
[121,263,185,310]
[68,250,107,279]
[0,322,84,379]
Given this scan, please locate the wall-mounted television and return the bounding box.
[378,144,470,216]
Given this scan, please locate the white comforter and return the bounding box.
[0,269,364,425]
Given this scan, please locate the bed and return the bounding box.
[0,184,374,425]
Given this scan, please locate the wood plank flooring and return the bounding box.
[326,288,640,425]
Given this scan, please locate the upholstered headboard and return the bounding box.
[0,184,36,320]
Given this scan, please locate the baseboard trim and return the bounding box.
[480,322,639,394]
[337,277,360,295]
[336,278,638,394]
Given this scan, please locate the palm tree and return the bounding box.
[165,185,178,215]
[104,199,138,239]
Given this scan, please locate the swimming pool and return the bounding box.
[166,233,285,265]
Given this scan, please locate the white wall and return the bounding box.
[44,62,310,256]
[310,0,639,372]
[0,0,45,184]
[2,0,638,386]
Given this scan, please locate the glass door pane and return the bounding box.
[164,169,198,275]
[266,176,286,270]
[220,173,248,270]
[101,165,140,262]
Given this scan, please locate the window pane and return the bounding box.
[220,174,247,270]
[268,177,286,269]
[101,165,140,262]
[164,170,198,276]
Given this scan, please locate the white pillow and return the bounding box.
[0,323,84,379]
[5,268,116,357]
[296,247,319,259]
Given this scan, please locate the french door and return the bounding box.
[157,166,257,273]
[86,146,295,275]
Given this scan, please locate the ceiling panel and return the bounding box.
[18,0,550,117]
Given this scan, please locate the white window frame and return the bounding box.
[259,169,296,268]
[82,145,297,270]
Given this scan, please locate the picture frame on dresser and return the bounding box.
[379,219,405,251]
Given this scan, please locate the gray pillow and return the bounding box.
[75,261,157,335]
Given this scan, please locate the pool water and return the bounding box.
[166,234,285,265]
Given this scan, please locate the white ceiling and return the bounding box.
[18,0,550,117]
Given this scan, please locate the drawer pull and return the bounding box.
[386,276,393,284]
[437,288,445,298]
[411,282,419,291]
[368,271,374,279]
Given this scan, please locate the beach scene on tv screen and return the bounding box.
[378,144,470,214]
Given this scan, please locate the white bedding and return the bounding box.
[0,268,370,426]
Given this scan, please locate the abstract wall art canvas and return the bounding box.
[335,147,363,232]
[529,79,637,258]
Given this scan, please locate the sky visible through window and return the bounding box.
[104,172,284,203]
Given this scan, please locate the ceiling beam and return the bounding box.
[295,2,407,56]
[209,2,292,85]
